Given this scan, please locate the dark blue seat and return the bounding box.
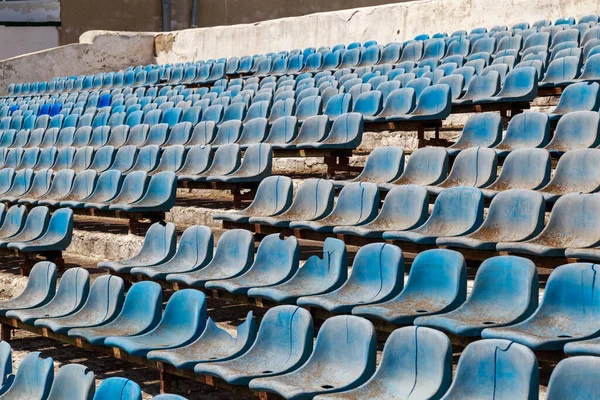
[415,256,538,337]
[297,243,403,313]
[440,339,538,400]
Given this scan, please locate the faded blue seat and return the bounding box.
[334,185,428,239]
[481,149,551,198]
[177,144,239,182]
[0,352,53,400]
[438,189,545,250]
[148,145,185,175]
[415,256,538,337]
[541,56,581,86]
[161,122,191,147]
[353,249,466,325]
[332,146,403,188]
[380,146,448,188]
[107,145,138,172]
[297,243,403,313]
[98,222,176,273]
[109,171,177,213]
[250,315,376,399]
[6,267,89,324]
[427,147,497,195]
[475,67,538,103]
[166,229,254,288]
[314,326,452,400]
[268,99,295,124]
[213,176,293,224]
[499,193,600,256]
[539,149,600,201]
[104,289,206,357]
[0,168,33,200]
[185,122,216,147]
[389,84,452,121]
[205,234,298,295]
[544,111,600,153]
[0,262,56,316]
[124,145,160,173]
[248,238,347,304]
[0,205,26,240]
[174,145,213,179]
[68,281,162,345]
[578,53,600,82]
[0,341,11,391]
[272,115,328,150]
[206,143,271,183]
[0,206,50,249]
[86,145,115,173]
[34,274,124,334]
[447,113,502,155]
[147,311,257,371]
[548,82,600,120]
[249,178,334,228]
[60,169,122,208]
[543,356,600,399]
[3,169,52,204]
[39,170,96,207]
[130,225,213,280]
[295,95,322,122]
[440,339,538,400]
[194,305,313,385]
[46,364,95,400]
[493,112,550,156]
[236,118,268,149]
[483,263,600,351]
[454,71,500,104]
[93,378,141,400]
[383,187,484,244]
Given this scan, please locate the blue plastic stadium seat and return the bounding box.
[34,274,124,334]
[0,262,56,316]
[453,71,500,104]
[545,111,600,153]
[297,243,403,313]
[383,187,483,244]
[104,289,206,357]
[542,357,600,399]
[380,147,448,188]
[6,267,89,324]
[165,229,254,288]
[548,82,600,120]
[250,315,376,399]
[177,144,239,182]
[447,113,502,155]
[0,352,54,400]
[353,249,466,325]
[194,305,313,385]
[493,112,550,155]
[541,148,600,201]
[440,339,538,400]
[110,171,176,213]
[428,147,497,194]
[332,146,403,188]
[415,256,538,337]
[130,226,213,280]
[93,378,141,400]
[541,56,582,86]
[206,143,271,183]
[46,364,95,400]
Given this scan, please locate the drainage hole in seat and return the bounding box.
[481,321,496,325]
[321,385,335,389]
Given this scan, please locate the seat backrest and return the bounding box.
[396,146,448,185]
[356,146,404,182]
[501,112,550,148]
[548,111,600,151]
[443,147,498,187]
[2,352,54,399]
[264,116,298,144]
[204,143,241,176]
[420,186,484,234]
[47,364,95,400]
[93,377,141,400]
[454,113,502,148]
[546,356,600,400]
[552,82,600,115]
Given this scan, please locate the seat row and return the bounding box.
[1,262,597,399]
[0,342,185,400]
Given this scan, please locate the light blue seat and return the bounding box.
[8,208,72,253]
[383,187,484,244]
[295,95,322,122]
[272,115,328,150]
[124,145,159,173]
[98,222,176,274]
[16,148,40,170]
[6,267,89,324]
[174,145,213,179]
[440,339,538,400]
[0,262,56,316]
[141,124,168,147]
[34,274,124,334]
[247,237,347,304]
[249,178,334,228]
[194,305,313,385]
[314,326,452,400]
[0,206,49,250]
[38,170,96,207]
[206,143,271,183]
[104,289,206,356]
[353,249,466,325]
[166,229,254,288]
[438,189,545,250]
[0,341,11,391]
[493,112,550,155]
[540,148,600,200]
[301,112,363,150]
[107,145,138,172]
[236,118,268,148]
[109,171,177,213]
[250,315,376,400]
[148,145,185,176]
[332,146,403,188]
[0,168,33,200]
[93,378,141,400]
[578,53,600,81]
[548,82,600,120]
[161,122,191,147]
[130,225,213,280]
[390,84,452,121]
[415,256,538,336]
[46,364,95,400]
[447,113,502,155]
[544,111,600,153]
[540,56,581,86]
[380,146,448,188]
[483,263,600,351]
[0,352,53,400]
[68,281,162,345]
[297,243,403,313]
[4,169,52,204]
[453,71,500,104]
[267,98,295,124]
[0,169,15,197]
[205,234,298,295]
[499,193,600,256]
[177,143,239,182]
[147,310,256,370]
[481,149,551,198]
[475,67,538,103]
[209,120,243,147]
[427,147,497,195]
[0,205,25,240]
[543,356,600,399]
[185,122,216,147]
[61,169,122,208]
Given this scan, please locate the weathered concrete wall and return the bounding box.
[0,0,60,23]
[156,0,600,63]
[0,26,59,60]
[0,31,155,94]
